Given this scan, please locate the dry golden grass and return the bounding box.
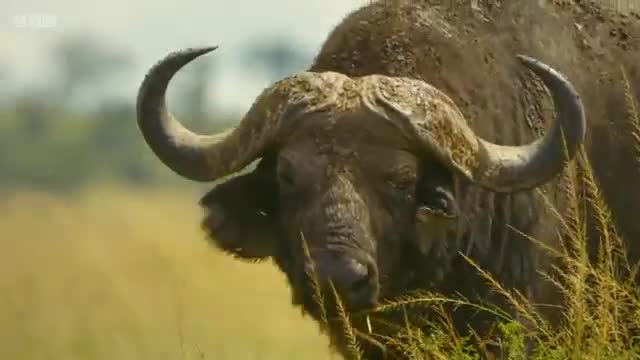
[0,186,337,360]
[3,66,640,360]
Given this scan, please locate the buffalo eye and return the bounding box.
[386,168,417,193]
[417,186,458,220]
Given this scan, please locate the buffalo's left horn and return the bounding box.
[136,46,291,182]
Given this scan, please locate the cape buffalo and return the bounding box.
[135,0,640,358]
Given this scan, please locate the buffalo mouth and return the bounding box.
[292,247,380,320]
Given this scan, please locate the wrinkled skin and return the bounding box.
[201,114,461,313]
[199,116,467,358]
[137,1,640,359]
[197,114,548,359]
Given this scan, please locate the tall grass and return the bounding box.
[4,74,640,360]
[0,186,337,360]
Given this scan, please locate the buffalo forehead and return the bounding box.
[277,73,449,172]
[279,134,420,184]
[284,109,415,151]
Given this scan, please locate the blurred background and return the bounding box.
[1,0,366,358]
[2,0,370,191]
[3,0,639,359]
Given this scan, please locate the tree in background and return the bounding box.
[52,34,133,111]
[0,33,312,192]
[0,62,8,101]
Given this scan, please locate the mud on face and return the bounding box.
[199,124,461,322]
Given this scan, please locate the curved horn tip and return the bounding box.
[178,45,219,59]
[515,53,585,116]
[515,53,586,134]
[457,53,587,193]
[156,45,219,72]
[146,45,219,77]
[136,45,219,110]
[515,54,558,77]
[515,54,548,69]
[135,45,222,183]
[515,54,577,91]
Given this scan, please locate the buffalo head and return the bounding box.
[136,47,585,319]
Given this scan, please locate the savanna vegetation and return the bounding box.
[4,1,640,359]
[0,187,337,359]
[5,87,640,359]
[1,32,335,360]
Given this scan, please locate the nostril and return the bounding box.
[347,258,374,291]
[329,257,369,289]
[306,251,379,309]
[345,260,378,309]
[310,251,369,287]
[345,258,368,278]
[349,273,371,293]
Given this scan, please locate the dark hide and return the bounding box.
[199,1,640,359]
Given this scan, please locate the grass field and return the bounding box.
[2,65,640,360]
[4,158,639,360]
[0,186,337,360]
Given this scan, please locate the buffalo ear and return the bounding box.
[199,159,280,260]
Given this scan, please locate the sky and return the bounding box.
[2,0,368,112]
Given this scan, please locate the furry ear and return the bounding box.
[199,159,280,260]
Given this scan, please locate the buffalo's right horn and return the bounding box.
[136,46,289,182]
[381,55,586,193]
[467,55,587,192]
